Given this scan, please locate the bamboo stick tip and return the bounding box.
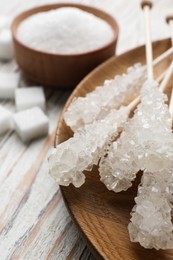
[166,15,173,24]
[141,0,153,9]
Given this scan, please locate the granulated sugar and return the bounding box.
[17,7,114,54]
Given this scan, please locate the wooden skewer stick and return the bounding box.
[123,9,173,116]
[156,70,166,83]
[169,88,173,117]
[153,46,173,66]
[166,16,173,45]
[159,61,173,92]
[169,21,173,46]
[141,0,153,79]
[166,16,173,116]
[129,0,155,112]
[156,16,173,86]
[127,96,140,113]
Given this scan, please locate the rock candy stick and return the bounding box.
[64,63,146,132]
[99,79,172,191]
[128,86,173,250]
[48,106,129,187]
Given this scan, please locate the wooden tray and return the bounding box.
[55,38,173,260]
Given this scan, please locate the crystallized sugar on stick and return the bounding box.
[129,128,173,248]
[99,80,172,192]
[128,167,173,250]
[127,86,173,250]
[64,63,146,131]
[49,107,129,187]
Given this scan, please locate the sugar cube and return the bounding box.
[0,105,13,135]
[15,87,46,111]
[13,107,49,142]
[0,16,9,31]
[0,72,20,99]
[0,29,14,61]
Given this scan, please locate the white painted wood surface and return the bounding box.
[0,0,172,259]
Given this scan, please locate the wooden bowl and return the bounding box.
[11,3,119,89]
[55,38,173,259]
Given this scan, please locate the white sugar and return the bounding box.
[17,7,114,54]
[0,105,13,135]
[13,107,49,143]
[0,72,20,99]
[0,29,14,60]
[15,87,46,111]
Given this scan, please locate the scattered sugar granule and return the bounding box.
[17,7,114,54]
[0,72,20,99]
[0,29,14,60]
[13,107,49,143]
[0,105,13,135]
[15,87,46,111]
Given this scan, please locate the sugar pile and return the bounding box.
[17,7,114,54]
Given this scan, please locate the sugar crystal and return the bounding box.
[128,167,173,250]
[49,107,129,187]
[99,80,172,192]
[64,63,146,131]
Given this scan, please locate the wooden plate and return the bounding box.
[55,39,173,260]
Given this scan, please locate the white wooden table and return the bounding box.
[0,0,172,259]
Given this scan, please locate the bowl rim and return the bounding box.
[11,3,119,57]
